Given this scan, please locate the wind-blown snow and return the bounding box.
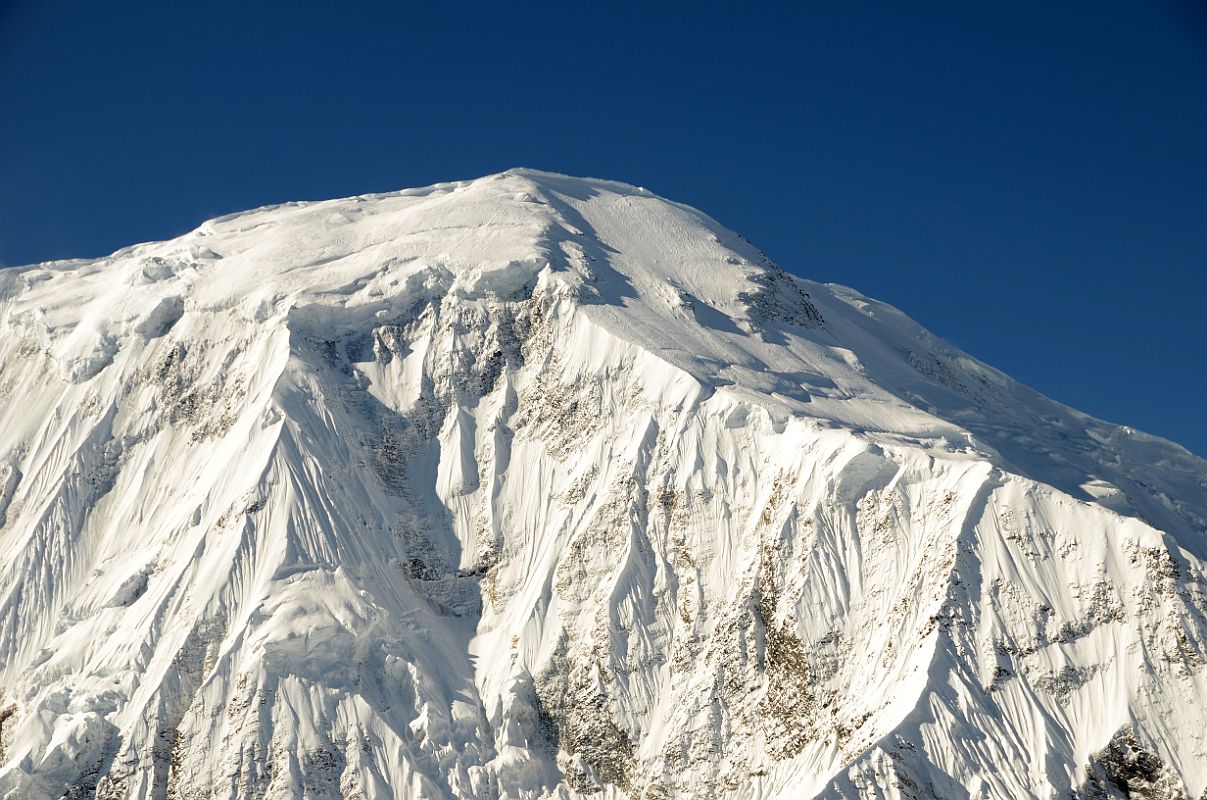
[0,169,1204,799]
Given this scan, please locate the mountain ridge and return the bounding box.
[0,170,1204,799]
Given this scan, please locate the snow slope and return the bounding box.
[0,169,1204,800]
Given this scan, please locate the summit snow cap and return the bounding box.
[0,170,1204,799]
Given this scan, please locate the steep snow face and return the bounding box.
[0,170,1205,800]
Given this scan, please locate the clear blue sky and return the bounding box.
[2,1,1205,456]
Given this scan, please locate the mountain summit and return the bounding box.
[0,170,1204,799]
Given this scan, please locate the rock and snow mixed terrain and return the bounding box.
[0,169,1204,800]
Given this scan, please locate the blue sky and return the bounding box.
[2,1,1205,456]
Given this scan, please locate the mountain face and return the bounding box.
[0,170,1204,800]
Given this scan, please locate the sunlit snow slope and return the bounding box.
[1,170,1205,800]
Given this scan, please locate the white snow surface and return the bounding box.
[0,169,1205,800]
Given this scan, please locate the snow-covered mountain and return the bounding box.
[0,169,1204,800]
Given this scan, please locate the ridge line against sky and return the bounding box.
[1,1,1205,457]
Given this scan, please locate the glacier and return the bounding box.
[0,169,1204,799]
